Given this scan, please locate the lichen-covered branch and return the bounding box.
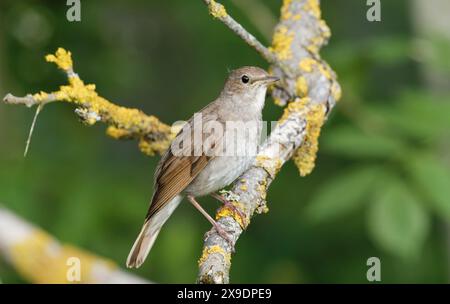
[0,206,150,284]
[3,48,175,156]
[1,0,341,284]
[202,0,277,65]
[197,0,341,284]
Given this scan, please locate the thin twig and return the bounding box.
[202,0,277,64]
[202,0,296,78]
[3,49,175,156]
[23,104,44,157]
[230,0,277,40]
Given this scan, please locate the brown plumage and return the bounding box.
[127,67,278,268]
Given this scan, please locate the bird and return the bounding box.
[126,66,279,268]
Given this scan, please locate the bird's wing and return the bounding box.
[145,109,222,219]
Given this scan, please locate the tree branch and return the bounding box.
[197,0,341,284]
[202,0,277,65]
[230,0,277,41]
[3,48,176,157]
[0,206,150,284]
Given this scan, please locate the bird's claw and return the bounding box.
[205,223,235,253]
[222,200,248,228]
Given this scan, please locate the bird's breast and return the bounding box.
[184,155,254,197]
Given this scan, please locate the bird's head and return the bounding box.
[222,66,279,99]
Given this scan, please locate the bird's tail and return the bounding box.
[126,195,183,268]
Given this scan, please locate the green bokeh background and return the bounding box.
[0,0,449,283]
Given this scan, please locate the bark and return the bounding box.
[0,206,150,283]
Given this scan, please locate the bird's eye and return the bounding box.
[241,75,250,84]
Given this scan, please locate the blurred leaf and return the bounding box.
[367,178,430,259]
[367,36,411,65]
[322,126,406,158]
[369,90,450,140]
[304,167,379,223]
[414,36,450,72]
[407,153,450,220]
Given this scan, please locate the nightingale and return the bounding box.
[127,66,279,268]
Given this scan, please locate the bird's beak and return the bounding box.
[254,76,280,85]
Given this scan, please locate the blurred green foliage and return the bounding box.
[0,0,449,283]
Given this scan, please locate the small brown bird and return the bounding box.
[126,66,278,268]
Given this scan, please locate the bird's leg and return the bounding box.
[211,192,247,228]
[187,195,235,251]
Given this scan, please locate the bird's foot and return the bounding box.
[187,195,236,253]
[211,193,248,228]
[222,200,247,228]
[205,223,235,253]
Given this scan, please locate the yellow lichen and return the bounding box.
[208,0,227,19]
[331,81,342,102]
[258,182,267,201]
[295,76,309,97]
[269,26,294,60]
[106,126,132,139]
[318,62,332,80]
[240,184,248,191]
[278,97,309,124]
[319,20,331,39]
[280,0,292,20]
[304,0,321,19]
[10,229,116,283]
[256,178,269,213]
[299,58,317,73]
[139,137,171,156]
[198,245,231,266]
[308,36,325,55]
[260,205,269,214]
[299,57,332,81]
[280,0,301,21]
[277,98,326,175]
[216,201,247,229]
[33,91,49,102]
[273,97,285,106]
[33,48,174,156]
[293,104,326,176]
[256,155,283,179]
[45,48,73,71]
[307,44,319,55]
